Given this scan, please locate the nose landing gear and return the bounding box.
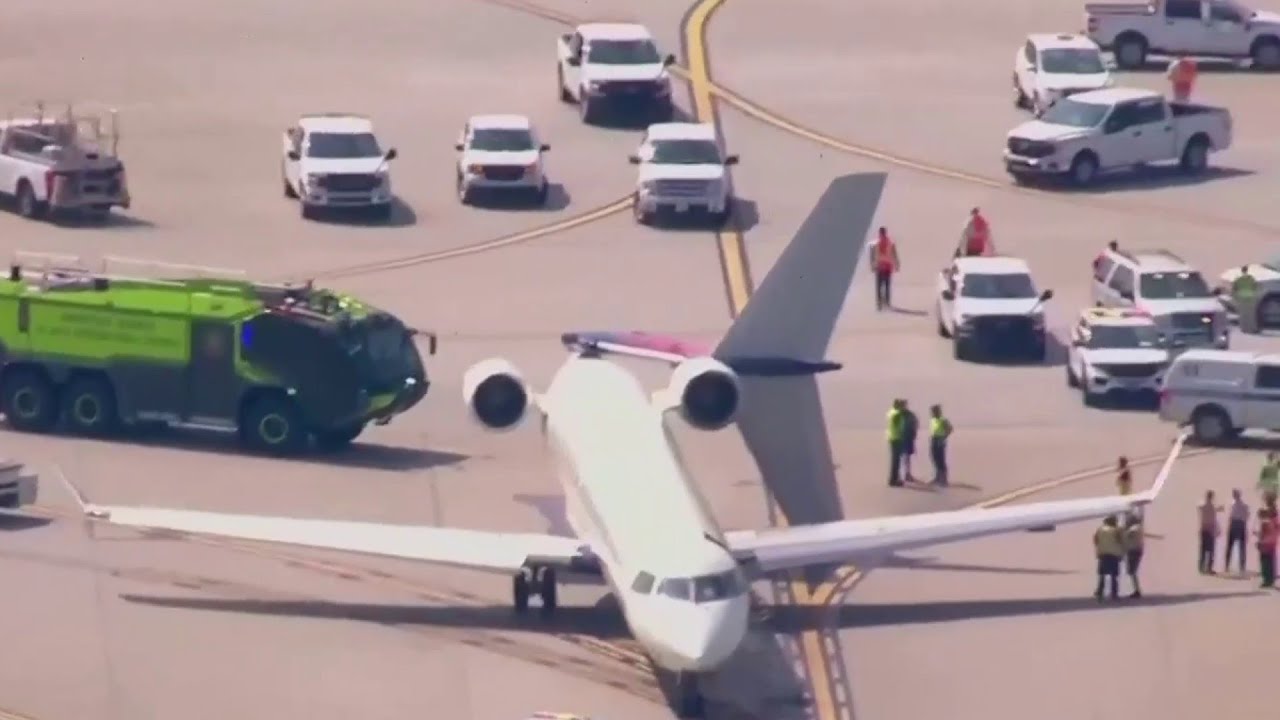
[512,565,558,615]
[671,671,706,718]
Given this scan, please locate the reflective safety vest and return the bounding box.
[930,416,952,440]
[1094,526,1124,557]
[1233,273,1259,301]
[886,408,903,441]
[1169,58,1198,85]
[963,218,991,255]
[1260,462,1279,493]
[1259,518,1279,550]
[1117,470,1133,495]
[872,238,898,272]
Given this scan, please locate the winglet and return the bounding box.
[1134,432,1188,504]
[55,468,110,520]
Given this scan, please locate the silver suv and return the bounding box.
[1091,246,1228,350]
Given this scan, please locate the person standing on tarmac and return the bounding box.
[1166,54,1198,103]
[869,227,900,311]
[1225,489,1250,575]
[956,208,994,257]
[929,404,952,487]
[899,402,920,483]
[1258,452,1279,511]
[1197,490,1223,574]
[1256,508,1278,589]
[1116,456,1132,495]
[1232,266,1260,333]
[1093,515,1124,600]
[886,399,906,487]
[1093,240,1120,274]
[1122,512,1145,599]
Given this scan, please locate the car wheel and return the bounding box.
[952,339,967,361]
[632,194,651,225]
[1066,363,1079,388]
[1179,136,1209,174]
[936,308,951,338]
[283,174,298,199]
[1114,34,1147,70]
[1070,152,1099,187]
[712,198,733,228]
[557,67,573,102]
[1257,294,1280,330]
[300,203,319,220]
[15,181,45,220]
[1,369,59,433]
[1191,406,1232,444]
[579,97,595,124]
[534,182,550,206]
[1251,38,1280,71]
[241,394,306,454]
[1012,75,1027,108]
[62,376,119,436]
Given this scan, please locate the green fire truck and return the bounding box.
[0,255,435,454]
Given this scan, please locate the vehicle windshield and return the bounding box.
[1139,271,1211,299]
[306,132,382,159]
[586,39,661,64]
[470,128,535,152]
[345,316,424,391]
[1039,98,1109,127]
[960,273,1038,299]
[650,139,722,165]
[656,571,746,603]
[1040,48,1106,74]
[1087,325,1164,349]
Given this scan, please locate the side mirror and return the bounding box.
[663,54,677,66]
[566,56,581,67]
[286,150,300,161]
[454,142,463,151]
[540,143,551,152]
[384,148,398,161]
[941,289,955,301]
[724,155,740,166]
[1039,289,1054,301]
[628,154,641,164]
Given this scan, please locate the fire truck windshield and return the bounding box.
[345,317,423,391]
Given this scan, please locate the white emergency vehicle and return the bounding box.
[629,122,738,226]
[0,458,38,510]
[0,104,130,222]
[281,114,397,220]
[555,23,676,124]
[1085,0,1280,70]
[454,114,551,205]
[1067,307,1173,405]
[1013,34,1115,116]
[1158,349,1280,443]
[935,255,1053,362]
[1091,246,1229,349]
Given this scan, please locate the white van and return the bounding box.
[1158,349,1280,443]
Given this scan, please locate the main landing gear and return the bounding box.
[671,672,706,718]
[512,565,557,615]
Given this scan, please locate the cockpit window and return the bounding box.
[657,577,691,600]
[632,571,655,594]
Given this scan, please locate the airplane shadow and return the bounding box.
[763,591,1255,632]
[0,514,53,531]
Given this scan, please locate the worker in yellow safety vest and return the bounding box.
[886,399,906,487]
[928,404,952,487]
[1093,515,1124,600]
[1233,266,1260,333]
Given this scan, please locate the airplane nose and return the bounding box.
[668,600,748,671]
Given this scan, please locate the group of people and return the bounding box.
[868,208,995,311]
[885,399,952,487]
[1194,453,1280,588]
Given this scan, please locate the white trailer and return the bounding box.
[0,103,131,222]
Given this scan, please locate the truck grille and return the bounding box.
[1170,312,1213,330]
[480,165,526,181]
[972,315,1035,339]
[601,81,657,95]
[653,179,713,197]
[320,173,380,192]
[1006,138,1055,158]
[1097,363,1162,378]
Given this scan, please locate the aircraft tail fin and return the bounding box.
[714,173,886,361]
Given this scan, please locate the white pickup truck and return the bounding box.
[1003,87,1232,186]
[1085,0,1280,69]
[0,108,130,222]
[282,113,397,220]
[556,23,676,124]
[628,122,738,226]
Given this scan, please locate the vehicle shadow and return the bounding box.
[584,102,695,133]
[60,425,467,472]
[0,198,156,229]
[764,591,1255,632]
[307,197,417,228]
[957,330,1068,368]
[1084,393,1160,414]
[464,183,572,213]
[1024,166,1255,195]
[1188,433,1280,451]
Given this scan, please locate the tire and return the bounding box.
[1081,374,1096,407]
[1114,34,1148,70]
[1257,294,1280,330]
[952,339,967,361]
[1,369,59,433]
[533,182,550,206]
[1179,136,1209,174]
[300,203,318,220]
[62,376,119,436]
[1069,152,1099,187]
[557,67,573,103]
[632,194,651,225]
[513,572,531,614]
[283,174,298,199]
[314,423,363,452]
[538,567,557,615]
[936,307,951,338]
[712,198,733,228]
[1191,406,1232,444]
[579,96,595,124]
[15,181,45,220]
[1012,75,1027,109]
[240,394,306,454]
[1251,37,1280,71]
[1066,362,1079,388]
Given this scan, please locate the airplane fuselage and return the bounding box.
[539,355,750,673]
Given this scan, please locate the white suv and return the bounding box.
[1013,33,1114,115]
[282,113,396,220]
[1067,306,1173,406]
[455,114,551,206]
[629,122,737,226]
[1091,246,1229,349]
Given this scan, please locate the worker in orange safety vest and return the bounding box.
[1166,55,1198,103]
[869,226,900,311]
[956,207,995,257]
[1093,240,1120,274]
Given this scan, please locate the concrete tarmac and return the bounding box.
[3,0,1280,718]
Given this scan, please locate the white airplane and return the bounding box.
[56,173,1183,718]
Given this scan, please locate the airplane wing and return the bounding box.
[59,476,596,576]
[726,434,1185,576]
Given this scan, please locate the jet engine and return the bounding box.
[463,358,529,431]
[666,357,741,431]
